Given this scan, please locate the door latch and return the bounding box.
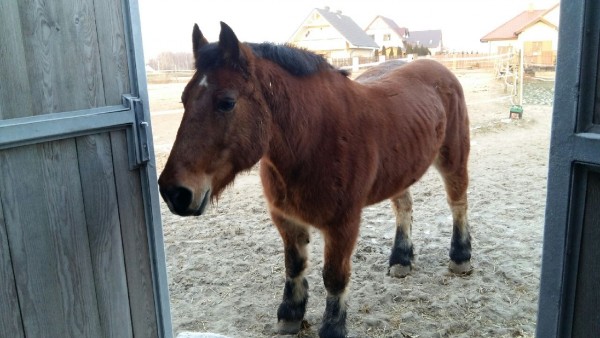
[123,94,150,169]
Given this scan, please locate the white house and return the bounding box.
[481,3,559,66]
[364,15,409,56]
[405,30,444,55]
[288,7,379,59]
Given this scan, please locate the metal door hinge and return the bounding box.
[123,94,151,169]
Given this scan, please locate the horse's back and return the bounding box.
[356,59,460,90]
[354,59,409,83]
[356,59,467,127]
[350,59,470,204]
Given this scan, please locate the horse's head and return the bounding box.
[158,22,271,216]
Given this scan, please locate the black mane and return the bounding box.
[196,42,349,77]
[248,43,349,77]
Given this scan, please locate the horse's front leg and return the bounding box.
[272,212,311,334]
[319,216,360,338]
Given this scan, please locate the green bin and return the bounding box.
[509,105,523,119]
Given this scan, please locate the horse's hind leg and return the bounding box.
[272,213,311,334]
[435,149,472,274]
[389,190,414,277]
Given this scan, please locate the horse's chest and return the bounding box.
[260,163,338,226]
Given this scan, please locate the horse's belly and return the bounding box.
[366,162,432,205]
[365,133,442,205]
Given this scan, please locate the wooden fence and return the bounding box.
[328,53,517,73]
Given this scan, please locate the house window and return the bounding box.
[383,34,391,41]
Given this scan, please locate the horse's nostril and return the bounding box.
[160,186,193,215]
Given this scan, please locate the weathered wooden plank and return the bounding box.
[93,0,131,105]
[0,194,25,337]
[77,133,134,338]
[0,140,104,337]
[39,140,103,337]
[66,0,107,109]
[0,145,66,337]
[111,130,159,337]
[15,0,105,115]
[0,0,33,120]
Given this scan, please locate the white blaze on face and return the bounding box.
[199,75,208,88]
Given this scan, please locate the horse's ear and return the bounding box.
[218,21,241,64]
[192,24,208,60]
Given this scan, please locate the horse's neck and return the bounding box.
[257,65,333,172]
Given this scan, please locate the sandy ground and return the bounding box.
[149,69,552,338]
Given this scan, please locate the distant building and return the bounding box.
[364,15,409,57]
[405,30,444,55]
[288,7,379,59]
[480,3,559,66]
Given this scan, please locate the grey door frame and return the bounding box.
[537,0,600,336]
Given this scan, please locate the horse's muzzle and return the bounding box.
[160,186,210,216]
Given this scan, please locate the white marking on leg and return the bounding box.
[198,75,208,87]
[292,232,310,303]
[291,276,307,303]
[392,191,413,240]
[338,287,348,312]
[450,202,470,241]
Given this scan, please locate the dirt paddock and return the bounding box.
[148,69,553,338]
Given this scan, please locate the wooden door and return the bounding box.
[537,1,600,336]
[524,40,552,66]
[0,0,172,337]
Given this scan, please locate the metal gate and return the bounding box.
[537,1,600,336]
[0,0,172,337]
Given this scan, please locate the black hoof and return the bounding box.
[277,277,308,331]
[320,294,348,338]
[277,319,303,334]
[389,263,412,278]
[389,230,414,269]
[319,322,347,338]
[449,260,473,275]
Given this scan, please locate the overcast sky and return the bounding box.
[138,0,559,60]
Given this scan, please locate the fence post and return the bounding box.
[518,48,524,106]
[352,57,359,72]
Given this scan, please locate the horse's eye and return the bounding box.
[216,99,236,113]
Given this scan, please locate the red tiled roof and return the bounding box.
[480,4,559,42]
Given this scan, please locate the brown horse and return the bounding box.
[158,22,472,338]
